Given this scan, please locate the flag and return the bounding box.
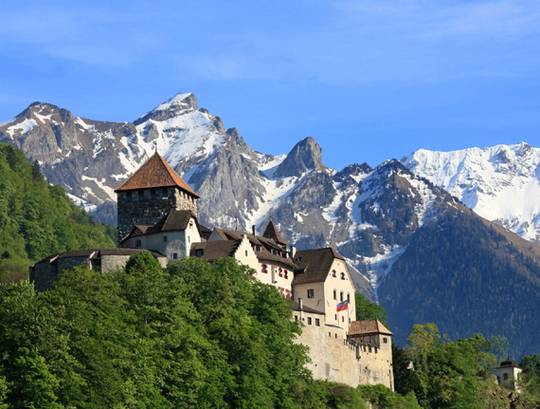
[336,300,349,312]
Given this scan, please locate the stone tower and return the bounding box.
[115,152,199,242]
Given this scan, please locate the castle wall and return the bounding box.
[117,187,197,242]
[293,281,326,312]
[324,258,356,327]
[174,189,197,215]
[233,237,261,271]
[117,188,178,241]
[356,342,394,390]
[296,321,361,387]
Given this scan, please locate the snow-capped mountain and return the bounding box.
[2,93,540,356]
[404,142,540,241]
[0,93,458,289]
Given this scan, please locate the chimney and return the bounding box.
[252,225,256,235]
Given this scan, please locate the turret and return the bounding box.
[114,152,198,242]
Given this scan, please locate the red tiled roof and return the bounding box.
[349,320,392,336]
[114,152,198,197]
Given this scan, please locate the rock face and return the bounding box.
[274,137,324,177]
[3,94,540,355]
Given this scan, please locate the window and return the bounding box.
[368,346,372,353]
[279,267,283,277]
[307,289,315,298]
[333,289,337,300]
[503,373,509,381]
[284,271,288,279]
[383,337,388,344]
[342,316,344,322]
[332,270,337,277]
[173,253,178,260]
[340,272,345,280]
[245,250,248,257]
[262,264,268,273]
[294,315,298,321]
[315,318,320,327]
[340,291,344,301]
[195,249,204,257]
[335,314,338,320]
[162,188,168,197]
[163,235,168,242]
[347,293,350,302]
[307,317,312,325]
[135,239,142,248]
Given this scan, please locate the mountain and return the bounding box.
[2,93,540,355]
[379,204,540,357]
[0,143,115,281]
[404,143,540,241]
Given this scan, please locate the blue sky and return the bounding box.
[1,0,540,168]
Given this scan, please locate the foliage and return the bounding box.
[355,292,388,325]
[0,256,322,408]
[393,323,509,409]
[358,384,421,409]
[0,143,114,281]
[517,354,540,408]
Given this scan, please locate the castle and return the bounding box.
[32,152,394,389]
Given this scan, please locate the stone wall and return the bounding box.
[174,189,197,214]
[117,188,177,241]
[117,187,197,241]
[31,256,91,292]
[296,321,361,387]
[357,343,394,390]
[349,333,394,390]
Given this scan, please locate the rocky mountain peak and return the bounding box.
[274,136,324,178]
[134,92,198,124]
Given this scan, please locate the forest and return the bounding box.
[0,143,114,281]
[0,254,538,408]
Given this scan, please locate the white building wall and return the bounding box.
[323,259,356,328]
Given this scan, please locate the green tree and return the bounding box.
[0,143,114,281]
[355,293,388,325]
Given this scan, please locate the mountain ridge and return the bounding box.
[2,93,540,355]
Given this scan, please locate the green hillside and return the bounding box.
[0,143,115,281]
[379,209,540,357]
